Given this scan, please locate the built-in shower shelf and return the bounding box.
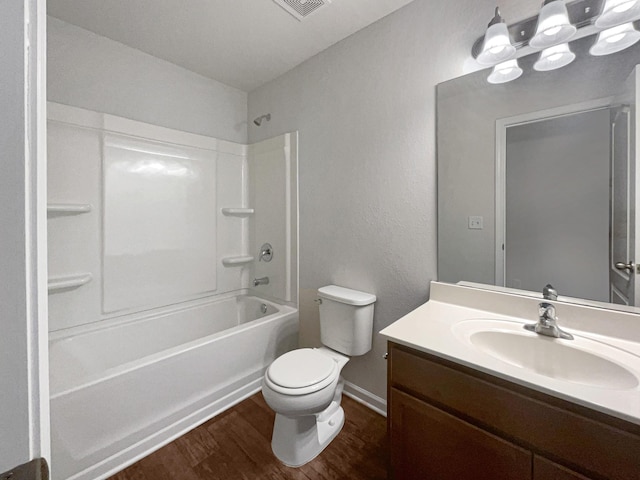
[222,256,254,267]
[48,273,93,292]
[221,208,254,217]
[48,203,93,215]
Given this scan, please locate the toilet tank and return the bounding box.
[317,285,376,356]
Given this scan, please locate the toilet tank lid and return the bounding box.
[318,285,376,306]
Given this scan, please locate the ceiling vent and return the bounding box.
[272,0,331,21]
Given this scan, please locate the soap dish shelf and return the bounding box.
[47,203,93,216]
[222,256,254,267]
[221,208,254,217]
[48,273,93,292]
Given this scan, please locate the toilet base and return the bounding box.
[271,405,345,467]
[264,354,351,467]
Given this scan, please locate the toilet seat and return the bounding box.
[266,349,338,395]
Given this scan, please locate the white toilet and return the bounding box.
[261,285,376,467]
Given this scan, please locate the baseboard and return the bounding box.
[343,381,387,417]
[71,377,263,480]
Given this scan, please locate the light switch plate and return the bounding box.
[468,216,483,230]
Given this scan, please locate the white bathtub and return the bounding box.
[49,295,298,480]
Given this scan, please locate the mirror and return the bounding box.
[437,33,640,310]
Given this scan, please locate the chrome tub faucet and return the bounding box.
[253,276,270,287]
[524,285,574,340]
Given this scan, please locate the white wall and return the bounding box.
[247,0,496,400]
[47,17,248,143]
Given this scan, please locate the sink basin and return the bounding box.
[453,319,640,390]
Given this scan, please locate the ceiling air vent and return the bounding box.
[272,0,331,21]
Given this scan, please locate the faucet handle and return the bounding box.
[259,243,273,262]
[543,284,558,301]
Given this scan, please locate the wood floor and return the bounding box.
[109,393,388,480]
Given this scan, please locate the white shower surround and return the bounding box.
[47,104,299,479]
[49,295,298,480]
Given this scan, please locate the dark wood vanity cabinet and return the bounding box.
[387,342,640,480]
[390,388,531,479]
[533,456,593,480]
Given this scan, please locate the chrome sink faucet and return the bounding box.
[524,285,574,340]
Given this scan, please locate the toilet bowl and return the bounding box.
[262,347,349,466]
[261,285,376,467]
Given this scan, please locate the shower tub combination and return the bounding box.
[49,294,298,480]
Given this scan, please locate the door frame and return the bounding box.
[610,66,640,306]
[30,0,50,463]
[609,105,633,305]
[494,97,614,287]
[0,0,50,471]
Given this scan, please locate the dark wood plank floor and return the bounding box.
[109,393,388,480]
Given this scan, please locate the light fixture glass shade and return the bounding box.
[589,22,640,55]
[477,22,516,65]
[529,0,577,49]
[487,59,523,84]
[534,43,576,70]
[595,0,640,28]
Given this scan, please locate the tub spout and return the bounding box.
[254,276,270,287]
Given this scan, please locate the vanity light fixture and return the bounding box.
[473,1,640,84]
[530,0,577,48]
[589,21,640,54]
[477,7,517,66]
[595,0,640,28]
[534,42,576,69]
[487,59,524,84]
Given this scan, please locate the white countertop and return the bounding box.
[380,282,640,425]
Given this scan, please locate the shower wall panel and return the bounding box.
[249,133,298,305]
[48,103,248,331]
[102,133,217,313]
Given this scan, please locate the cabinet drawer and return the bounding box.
[389,343,640,480]
[390,388,532,480]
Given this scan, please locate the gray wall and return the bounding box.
[505,110,610,301]
[1,0,32,471]
[48,17,248,143]
[247,0,497,400]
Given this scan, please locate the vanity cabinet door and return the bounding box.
[533,456,593,480]
[389,388,532,480]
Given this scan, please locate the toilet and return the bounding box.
[261,285,376,467]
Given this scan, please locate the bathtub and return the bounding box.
[49,295,298,480]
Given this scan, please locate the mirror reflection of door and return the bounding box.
[496,70,640,306]
[504,109,612,303]
[610,105,638,306]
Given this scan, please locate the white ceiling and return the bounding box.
[48,0,417,92]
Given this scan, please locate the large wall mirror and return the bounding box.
[437,33,640,311]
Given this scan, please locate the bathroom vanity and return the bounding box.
[381,282,640,480]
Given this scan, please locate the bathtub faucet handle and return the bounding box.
[259,243,273,262]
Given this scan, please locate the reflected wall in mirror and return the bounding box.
[437,34,640,310]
